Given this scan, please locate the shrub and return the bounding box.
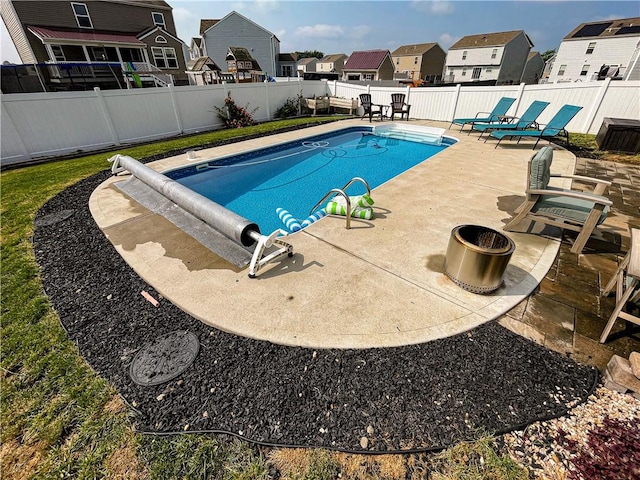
[275,94,303,119]
[560,416,640,480]
[214,93,258,128]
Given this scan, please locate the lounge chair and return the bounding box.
[472,100,550,139]
[504,146,612,254]
[449,96,516,131]
[488,104,583,149]
[359,93,383,123]
[390,93,411,120]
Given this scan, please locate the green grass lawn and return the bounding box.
[3,117,564,478]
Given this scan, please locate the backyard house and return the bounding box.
[297,57,317,75]
[278,53,298,77]
[520,51,545,84]
[316,54,347,75]
[444,30,533,85]
[189,37,205,60]
[200,11,279,80]
[0,0,189,89]
[391,43,446,84]
[342,49,395,81]
[546,17,640,83]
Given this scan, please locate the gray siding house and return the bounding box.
[520,51,545,84]
[200,11,279,78]
[0,0,189,88]
[445,30,533,85]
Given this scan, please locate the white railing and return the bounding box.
[2,79,639,166]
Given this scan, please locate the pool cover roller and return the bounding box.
[109,154,259,247]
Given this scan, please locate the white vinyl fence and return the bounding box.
[2,78,639,166]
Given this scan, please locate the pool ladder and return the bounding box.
[309,177,371,229]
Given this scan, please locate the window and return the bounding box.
[461,68,467,76]
[486,68,493,73]
[347,74,360,81]
[586,42,596,54]
[558,64,567,76]
[282,65,293,76]
[71,3,92,28]
[152,47,178,69]
[414,56,418,65]
[472,67,481,79]
[580,64,590,76]
[396,58,399,65]
[364,73,374,80]
[51,45,66,62]
[152,12,165,28]
[491,49,497,59]
[462,50,467,60]
[155,35,167,44]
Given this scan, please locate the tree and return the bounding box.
[541,50,555,62]
[294,50,324,60]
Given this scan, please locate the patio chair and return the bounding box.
[390,93,411,120]
[503,145,612,254]
[449,97,516,131]
[600,228,640,343]
[359,93,383,123]
[488,104,583,149]
[472,100,550,139]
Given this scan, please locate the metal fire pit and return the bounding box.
[444,225,515,294]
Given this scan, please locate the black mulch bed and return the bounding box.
[33,167,598,453]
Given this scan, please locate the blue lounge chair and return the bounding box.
[488,104,583,149]
[472,100,550,140]
[449,97,516,131]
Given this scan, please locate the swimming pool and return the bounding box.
[165,125,455,234]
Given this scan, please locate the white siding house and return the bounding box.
[200,11,279,78]
[547,17,640,83]
[444,30,533,85]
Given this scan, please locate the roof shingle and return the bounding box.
[343,50,390,70]
[449,30,525,49]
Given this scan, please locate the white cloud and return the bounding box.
[411,1,455,15]
[439,33,458,48]
[172,7,196,22]
[254,0,281,12]
[349,25,372,40]
[295,24,345,37]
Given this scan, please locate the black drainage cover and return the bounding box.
[35,209,75,227]
[130,330,200,386]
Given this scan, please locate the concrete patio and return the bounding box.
[89,119,639,365]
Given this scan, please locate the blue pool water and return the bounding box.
[166,126,453,234]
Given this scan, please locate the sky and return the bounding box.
[2,0,640,63]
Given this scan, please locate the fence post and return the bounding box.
[1,100,32,162]
[168,84,184,134]
[583,77,611,134]
[512,82,526,114]
[332,79,337,96]
[93,87,120,146]
[450,84,462,122]
[264,80,271,120]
